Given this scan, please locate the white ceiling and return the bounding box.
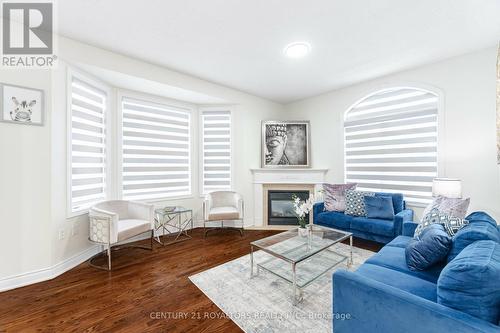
[58,0,500,104]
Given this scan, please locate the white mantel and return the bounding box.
[250,168,328,227]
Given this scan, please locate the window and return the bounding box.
[69,75,108,213]
[344,87,439,205]
[121,97,191,201]
[200,109,232,194]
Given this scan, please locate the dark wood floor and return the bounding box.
[0,228,382,332]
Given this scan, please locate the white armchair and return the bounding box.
[203,191,244,237]
[88,200,154,270]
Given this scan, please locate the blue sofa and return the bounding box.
[313,192,413,244]
[333,211,500,333]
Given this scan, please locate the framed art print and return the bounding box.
[0,83,44,126]
[262,120,310,168]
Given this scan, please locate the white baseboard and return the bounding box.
[0,245,101,293]
[0,221,205,293]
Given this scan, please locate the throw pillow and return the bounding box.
[345,190,375,217]
[414,208,469,239]
[438,240,500,324]
[421,196,470,220]
[405,224,452,271]
[323,183,357,212]
[364,196,395,220]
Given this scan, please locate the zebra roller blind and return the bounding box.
[344,88,439,205]
[201,110,231,194]
[70,77,107,213]
[121,97,191,200]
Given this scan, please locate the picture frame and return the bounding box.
[261,120,310,168]
[0,83,44,126]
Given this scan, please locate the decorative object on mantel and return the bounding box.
[262,120,310,168]
[497,41,500,163]
[0,83,44,125]
[292,194,315,236]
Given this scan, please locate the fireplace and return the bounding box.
[267,190,310,226]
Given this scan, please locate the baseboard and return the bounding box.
[0,245,101,293]
[0,221,205,293]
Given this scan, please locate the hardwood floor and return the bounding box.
[0,229,382,332]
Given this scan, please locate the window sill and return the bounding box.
[66,210,89,219]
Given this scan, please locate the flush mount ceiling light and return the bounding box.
[283,42,311,58]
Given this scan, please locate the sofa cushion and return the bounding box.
[356,263,437,301]
[364,196,395,220]
[405,224,452,271]
[315,211,353,229]
[366,245,443,283]
[375,192,404,214]
[447,215,500,262]
[386,235,412,248]
[438,240,500,324]
[323,183,357,212]
[345,190,375,217]
[350,216,395,238]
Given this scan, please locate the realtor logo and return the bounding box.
[1,1,56,67]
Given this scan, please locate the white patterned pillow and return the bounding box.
[414,208,469,239]
[421,196,470,221]
[345,190,375,217]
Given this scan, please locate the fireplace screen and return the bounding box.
[268,190,310,225]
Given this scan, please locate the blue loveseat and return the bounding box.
[333,211,500,333]
[313,192,413,244]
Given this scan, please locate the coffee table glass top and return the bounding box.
[250,224,352,263]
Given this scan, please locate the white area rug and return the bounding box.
[189,243,374,333]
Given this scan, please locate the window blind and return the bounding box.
[121,97,191,200]
[70,77,107,212]
[344,88,438,205]
[201,110,231,194]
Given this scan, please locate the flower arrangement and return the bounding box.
[292,194,315,229]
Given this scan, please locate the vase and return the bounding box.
[298,227,308,237]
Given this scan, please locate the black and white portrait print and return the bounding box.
[262,121,310,168]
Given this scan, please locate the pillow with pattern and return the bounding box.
[421,196,470,220]
[345,190,375,217]
[323,183,357,212]
[414,208,469,239]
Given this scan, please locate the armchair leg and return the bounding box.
[107,244,112,271]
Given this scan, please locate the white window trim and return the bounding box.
[342,83,445,208]
[198,105,235,197]
[66,68,113,218]
[117,89,196,202]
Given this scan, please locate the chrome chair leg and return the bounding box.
[107,244,112,271]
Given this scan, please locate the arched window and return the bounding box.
[344,87,439,205]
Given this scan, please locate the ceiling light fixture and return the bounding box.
[284,42,311,58]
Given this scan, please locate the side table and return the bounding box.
[154,207,193,246]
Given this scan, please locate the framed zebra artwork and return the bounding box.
[0,83,44,126]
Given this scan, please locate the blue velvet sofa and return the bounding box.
[313,192,413,244]
[332,211,500,333]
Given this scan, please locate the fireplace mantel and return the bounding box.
[250,168,329,228]
[250,168,329,184]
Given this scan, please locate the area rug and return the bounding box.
[189,243,374,333]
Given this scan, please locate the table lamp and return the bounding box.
[432,178,462,199]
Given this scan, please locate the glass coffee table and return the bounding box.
[250,225,352,305]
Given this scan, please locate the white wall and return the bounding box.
[1,36,283,289]
[285,47,500,220]
[0,69,53,279]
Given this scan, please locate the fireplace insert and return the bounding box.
[267,190,310,226]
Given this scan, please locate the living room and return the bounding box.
[0,1,499,332]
